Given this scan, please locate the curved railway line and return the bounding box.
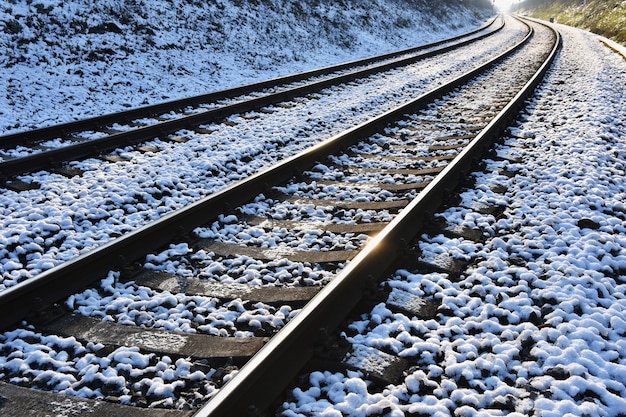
[0,16,503,182]
[0,15,531,290]
[0,16,560,417]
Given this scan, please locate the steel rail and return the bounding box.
[0,17,504,178]
[0,17,529,337]
[193,18,561,417]
[0,16,499,148]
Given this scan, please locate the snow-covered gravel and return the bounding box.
[280,23,626,417]
[0,324,219,409]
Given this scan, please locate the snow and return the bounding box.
[68,271,299,337]
[0,327,221,408]
[0,0,491,134]
[0,0,625,415]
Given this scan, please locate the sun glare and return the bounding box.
[494,0,518,12]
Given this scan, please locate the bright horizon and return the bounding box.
[494,0,518,11]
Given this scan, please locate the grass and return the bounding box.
[516,0,626,43]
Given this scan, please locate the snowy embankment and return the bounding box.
[0,0,492,134]
[281,24,626,417]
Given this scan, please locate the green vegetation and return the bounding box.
[514,0,626,43]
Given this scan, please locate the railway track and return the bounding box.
[0,16,530,290]
[0,16,560,417]
[0,16,502,182]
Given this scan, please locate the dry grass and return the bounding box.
[517,0,626,43]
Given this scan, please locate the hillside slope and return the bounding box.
[0,0,494,134]
[514,0,626,43]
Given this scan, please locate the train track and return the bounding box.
[0,16,502,182]
[0,16,560,417]
[0,16,529,290]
